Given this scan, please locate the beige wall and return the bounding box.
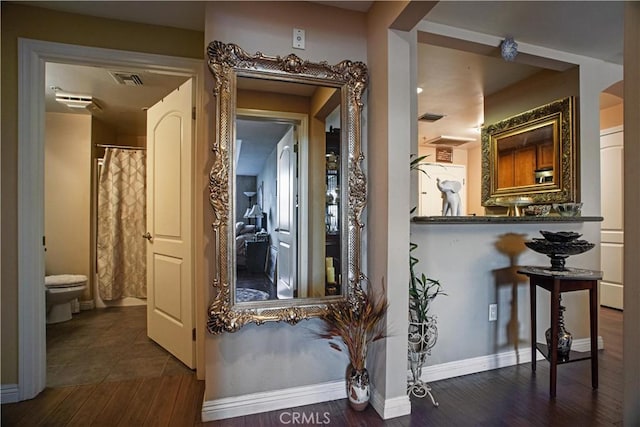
[116,135,146,147]
[1,2,203,385]
[309,87,340,297]
[45,113,92,303]
[91,117,117,147]
[623,3,640,423]
[365,0,437,413]
[466,145,483,215]
[204,0,368,403]
[601,103,624,130]
[484,68,579,125]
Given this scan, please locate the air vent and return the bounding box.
[419,112,445,122]
[424,135,475,146]
[55,93,102,112]
[109,71,143,86]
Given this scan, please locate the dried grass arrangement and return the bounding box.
[318,275,388,371]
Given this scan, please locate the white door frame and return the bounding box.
[17,38,204,400]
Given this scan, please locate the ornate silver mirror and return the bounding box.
[206,41,368,333]
[481,96,578,208]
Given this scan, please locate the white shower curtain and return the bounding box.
[97,148,147,300]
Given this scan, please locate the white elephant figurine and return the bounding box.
[436,178,462,216]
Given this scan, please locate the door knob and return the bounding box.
[142,232,153,241]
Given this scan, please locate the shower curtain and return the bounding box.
[97,148,147,300]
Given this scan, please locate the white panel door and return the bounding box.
[600,127,624,310]
[276,127,298,299]
[146,79,195,367]
[418,163,467,216]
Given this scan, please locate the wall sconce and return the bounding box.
[501,37,518,62]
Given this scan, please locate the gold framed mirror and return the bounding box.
[206,41,368,333]
[481,96,577,208]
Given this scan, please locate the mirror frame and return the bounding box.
[206,41,368,333]
[481,96,577,207]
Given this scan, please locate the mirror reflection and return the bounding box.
[496,120,556,189]
[233,77,343,304]
[481,96,577,207]
[206,40,367,333]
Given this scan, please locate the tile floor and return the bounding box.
[46,305,192,387]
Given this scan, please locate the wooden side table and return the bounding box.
[518,266,602,398]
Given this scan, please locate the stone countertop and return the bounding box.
[412,216,604,224]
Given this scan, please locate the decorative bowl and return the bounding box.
[525,239,595,257]
[495,196,534,216]
[524,238,595,270]
[523,205,551,217]
[553,202,583,217]
[539,230,582,242]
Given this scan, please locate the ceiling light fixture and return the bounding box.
[55,93,102,112]
[501,37,518,62]
[418,112,445,122]
[424,135,475,146]
[417,87,423,94]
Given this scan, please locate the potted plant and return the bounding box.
[408,242,446,352]
[408,154,445,403]
[318,274,388,411]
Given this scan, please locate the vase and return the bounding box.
[347,366,370,411]
[545,304,573,361]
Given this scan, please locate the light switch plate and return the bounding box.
[293,28,305,49]
[489,303,498,321]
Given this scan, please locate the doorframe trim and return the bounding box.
[17,38,204,400]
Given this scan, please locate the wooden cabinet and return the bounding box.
[537,142,555,170]
[497,146,536,188]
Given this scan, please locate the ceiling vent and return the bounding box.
[419,112,445,122]
[109,71,144,86]
[55,93,102,112]
[424,135,475,146]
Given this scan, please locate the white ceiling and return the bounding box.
[46,62,188,136]
[31,1,624,152]
[418,1,624,147]
[426,1,624,66]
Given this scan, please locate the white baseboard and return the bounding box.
[420,336,604,383]
[370,387,411,420]
[201,337,605,422]
[1,384,20,404]
[201,380,347,421]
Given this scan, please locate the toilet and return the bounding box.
[45,274,88,324]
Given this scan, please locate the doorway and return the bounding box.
[17,38,204,400]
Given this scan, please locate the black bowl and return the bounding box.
[539,230,582,242]
[525,239,595,256]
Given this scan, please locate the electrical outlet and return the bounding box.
[489,304,498,321]
[293,28,305,49]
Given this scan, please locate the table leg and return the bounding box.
[590,284,599,389]
[549,279,560,398]
[530,282,537,372]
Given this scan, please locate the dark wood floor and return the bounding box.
[46,306,193,388]
[2,308,623,426]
